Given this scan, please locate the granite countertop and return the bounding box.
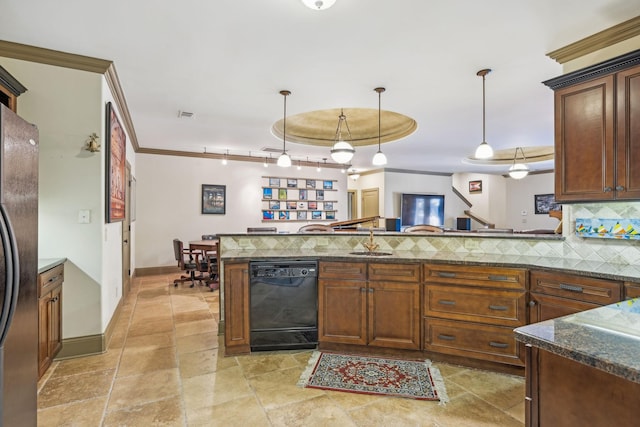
[220,231,564,240]
[219,249,640,283]
[38,258,66,274]
[514,299,640,384]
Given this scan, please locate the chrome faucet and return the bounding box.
[363,228,379,253]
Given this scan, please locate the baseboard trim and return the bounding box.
[135,266,180,276]
[55,294,124,360]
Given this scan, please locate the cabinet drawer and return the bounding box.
[368,263,420,282]
[424,264,526,290]
[424,284,526,327]
[530,270,622,305]
[625,282,640,300]
[424,318,524,366]
[319,261,366,280]
[38,264,64,298]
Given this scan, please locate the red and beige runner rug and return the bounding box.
[297,351,448,403]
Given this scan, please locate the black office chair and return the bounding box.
[172,238,200,288]
[200,234,219,290]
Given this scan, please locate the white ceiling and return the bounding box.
[1,0,639,174]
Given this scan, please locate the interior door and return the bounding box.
[347,190,357,220]
[361,188,379,226]
[121,163,131,298]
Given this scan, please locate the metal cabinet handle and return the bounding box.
[528,300,536,307]
[489,305,508,311]
[360,287,366,293]
[615,185,625,191]
[489,341,509,349]
[488,275,508,281]
[48,276,58,283]
[604,186,613,192]
[559,283,583,293]
[437,272,456,278]
[368,288,374,293]
[438,299,456,306]
[437,334,456,341]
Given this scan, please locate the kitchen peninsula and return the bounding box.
[515,300,640,427]
[217,231,640,374]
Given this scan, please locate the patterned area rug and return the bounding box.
[297,351,448,403]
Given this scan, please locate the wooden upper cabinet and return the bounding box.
[616,65,640,199]
[544,50,640,202]
[0,66,28,113]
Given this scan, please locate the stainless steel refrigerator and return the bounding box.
[0,104,39,426]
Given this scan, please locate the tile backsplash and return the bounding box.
[221,202,640,267]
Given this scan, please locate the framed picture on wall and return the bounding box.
[534,193,561,214]
[263,188,272,199]
[105,102,126,223]
[202,184,226,214]
[469,180,482,193]
[269,177,280,187]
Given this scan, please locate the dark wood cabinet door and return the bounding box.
[554,75,616,202]
[49,286,63,358]
[528,293,599,324]
[318,279,367,345]
[224,262,250,354]
[368,281,420,350]
[616,64,640,199]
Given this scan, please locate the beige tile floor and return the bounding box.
[37,274,525,426]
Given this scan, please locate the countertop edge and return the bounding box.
[38,258,67,274]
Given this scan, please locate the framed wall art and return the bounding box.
[534,193,561,214]
[469,180,482,193]
[105,102,126,223]
[202,184,226,214]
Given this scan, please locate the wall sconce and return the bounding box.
[85,133,100,152]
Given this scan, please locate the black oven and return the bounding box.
[249,260,318,351]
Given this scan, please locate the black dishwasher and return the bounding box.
[249,260,318,351]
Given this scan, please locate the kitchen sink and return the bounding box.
[349,251,392,256]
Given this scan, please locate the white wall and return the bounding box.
[452,172,508,229]
[135,154,347,268]
[505,172,559,230]
[1,58,135,339]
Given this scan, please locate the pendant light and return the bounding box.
[372,87,387,166]
[474,69,494,159]
[330,109,355,164]
[301,0,336,11]
[277,90,292,168]
[508,147,530,179]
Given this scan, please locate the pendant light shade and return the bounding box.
[372,87,387,166]
[277,90,292,168]
[474,69,494,159]
[508,147,530,179]
[330,109,355,164]
[301,0,336,10]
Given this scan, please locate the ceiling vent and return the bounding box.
[260,146,282,153]
[178,110,194,118]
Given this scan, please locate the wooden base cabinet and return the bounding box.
[38,264,63,379]
[525,346,640,427]
[529,270,622,323]
[318,261,420,350]
[223,262,250,355]
[423,264,527,366]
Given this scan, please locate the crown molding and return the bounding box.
[547,15,640,64]
[0,40,139,150]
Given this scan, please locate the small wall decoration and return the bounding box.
[576,218,640,240]
[306,179,316,189]
[269,178,280,187]
[534,193,561,215]
[105,102,126,223]
[263,188,272,199]
[261,176,338,222]
[469,180,482,193]
[269,200,280,209]
[201,184,226,214]
[287,179,298,187]
[323,180,333,189]
[278,189,287,200]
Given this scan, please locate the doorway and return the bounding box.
[347,190,357,220]
[361,187,380,226]
[122,163,131,298]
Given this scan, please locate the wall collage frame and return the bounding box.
[261,176,337,222]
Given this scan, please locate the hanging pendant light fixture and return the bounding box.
[277,90,292,168]
[474,69,494,159]
[301,0,336,11]
[508,147,530,179]
[330,109,355,164]
[372,87,387,166]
